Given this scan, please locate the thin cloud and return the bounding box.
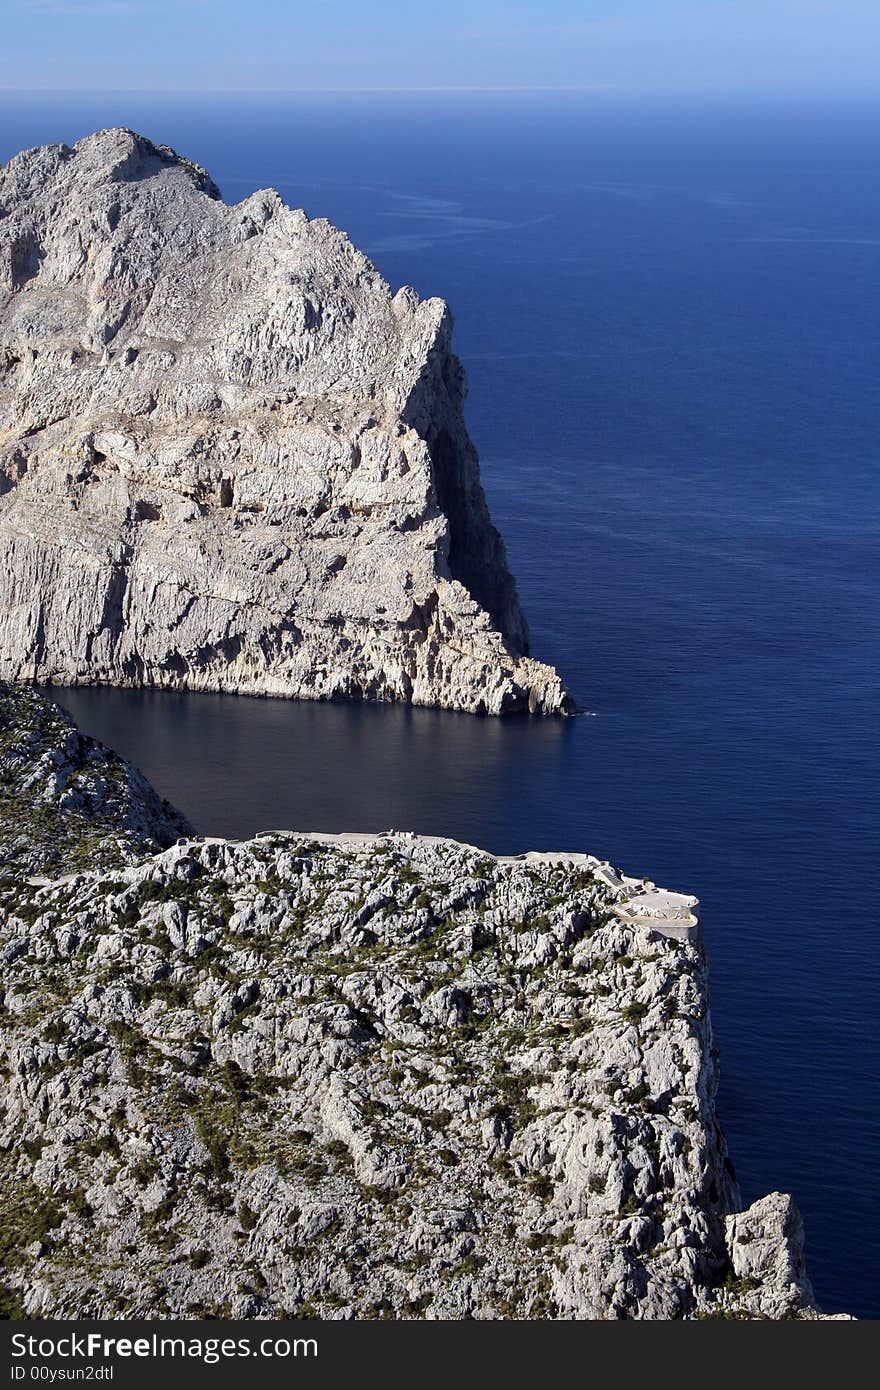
[14,1,166,13]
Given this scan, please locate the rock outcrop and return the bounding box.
[0,129,570,715]
[0,682,190,878]
[0,687,835,1319]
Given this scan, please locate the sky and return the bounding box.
[2,0,879,95]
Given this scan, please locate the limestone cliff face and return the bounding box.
[0,689,839,1320]
[0,129,570,715]
[0,681,191,877]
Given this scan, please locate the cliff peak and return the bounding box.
[0,132,570,715]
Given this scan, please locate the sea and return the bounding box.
[1,90,877,1317]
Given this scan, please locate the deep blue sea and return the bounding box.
[1,92,878,1317]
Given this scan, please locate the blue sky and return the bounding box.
[3,0,878,94]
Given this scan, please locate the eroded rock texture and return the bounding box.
[0,689,834,1319]
[0,682,190,877]
[0,129,570,715]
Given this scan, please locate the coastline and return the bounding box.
[0,686,838,1318]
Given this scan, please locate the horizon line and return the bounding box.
[1,84,624,94]
[1,83,874,97]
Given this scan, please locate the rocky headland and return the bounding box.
[0,686,831,1319]
[0,129,570,716]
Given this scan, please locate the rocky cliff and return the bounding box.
[0,129,570,715]
[0,682,190,878]
[0,687,833,1319]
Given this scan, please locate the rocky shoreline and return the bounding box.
[0,686,835,1318]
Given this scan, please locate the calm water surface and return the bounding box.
[4,91,879,1316]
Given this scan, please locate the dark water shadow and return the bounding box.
[51,685,581,855]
